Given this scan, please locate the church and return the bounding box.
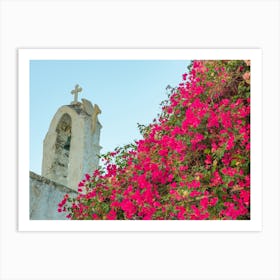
[29,85,102,219]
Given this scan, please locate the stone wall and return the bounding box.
[30,171,76,220]
[42,102,102,191]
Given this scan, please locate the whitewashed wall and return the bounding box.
[29,171,76,220]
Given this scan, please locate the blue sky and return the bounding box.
[30,60,190,174]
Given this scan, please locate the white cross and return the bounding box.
[71,84,82,103]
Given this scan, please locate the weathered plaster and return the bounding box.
[29,171,76,220]
[41,100,102,191]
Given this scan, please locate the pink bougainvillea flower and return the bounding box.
[58,60,250,221]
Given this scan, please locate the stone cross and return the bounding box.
[71,84,82,104]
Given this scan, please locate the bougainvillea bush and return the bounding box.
[58,60,251,220]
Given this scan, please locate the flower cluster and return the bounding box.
[58,60,250,220]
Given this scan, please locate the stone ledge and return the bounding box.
[29,171,77,194]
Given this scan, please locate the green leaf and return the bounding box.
[204,148,211,154]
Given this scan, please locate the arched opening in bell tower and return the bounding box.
[52,113,72,186]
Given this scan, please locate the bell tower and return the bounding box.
[41,85,102,191]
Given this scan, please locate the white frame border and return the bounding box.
[19,48,262,232]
